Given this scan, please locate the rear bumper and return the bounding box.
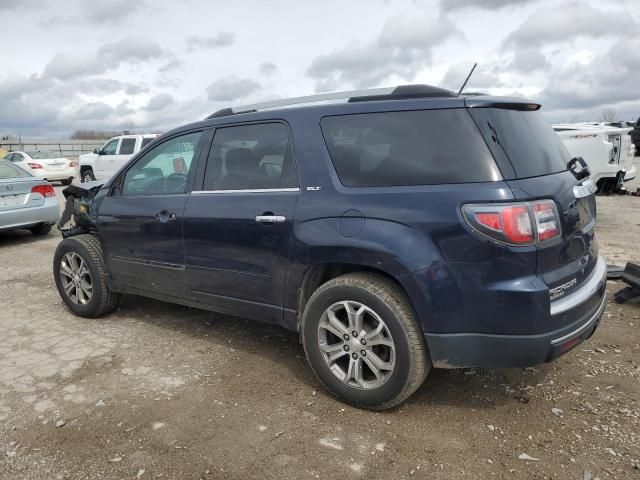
[43,168,75,181]
[426,256,608,368]
[0,201,60,231]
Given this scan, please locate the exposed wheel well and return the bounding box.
[297,263,410,326]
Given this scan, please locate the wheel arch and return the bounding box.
[296,262,422,332]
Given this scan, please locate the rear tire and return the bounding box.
[53,234,121,318]
[30,223,52,236]
[301,272,430,410]
[81,169,95,183]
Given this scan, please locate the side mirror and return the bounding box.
[93,148,100,154]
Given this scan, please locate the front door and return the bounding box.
[183,122,299,324]
[94,138,120,180]
[98,130,205,296]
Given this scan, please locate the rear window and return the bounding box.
[0,160,31,178]
[468,108,569,179]
[141,137,155,148]
[321,109,500,187]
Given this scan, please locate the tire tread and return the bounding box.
[303,272,430,410]
[56,234,120,317]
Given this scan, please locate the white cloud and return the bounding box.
[504,2,637,47]
[206,76,261,102]
[308,10,463,90]
[186,32,235,51]
[43,37,164,80]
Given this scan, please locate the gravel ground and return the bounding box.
[1,164,639,480]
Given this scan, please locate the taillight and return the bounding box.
[68,160,78,167]
[462,200,561,246]
[31,184,56,198]
[531,200,560,241]
[27,162,43,169]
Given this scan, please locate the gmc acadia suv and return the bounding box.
[53,85,607,409]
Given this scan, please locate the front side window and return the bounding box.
[121,131,202,196]
[118,138,136,155]
[102,139,119,155]
[202,123,297,190]
[321,109,501,187]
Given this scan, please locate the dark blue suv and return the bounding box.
[53,85,607,409]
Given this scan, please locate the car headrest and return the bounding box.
[225,148,257,174]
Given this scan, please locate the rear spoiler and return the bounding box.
[465,96,541,111]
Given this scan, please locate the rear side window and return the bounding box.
[321,109,501,187]
[119,138,136,155]
[468,108,569,179]
[141,137,155,148]
[202,123,297,190]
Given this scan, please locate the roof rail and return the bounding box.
[206,84,457,119]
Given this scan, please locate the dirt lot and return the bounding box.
[1,167,639,480]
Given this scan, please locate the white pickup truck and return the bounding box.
[553,124,636,191]
[79,134,159,182]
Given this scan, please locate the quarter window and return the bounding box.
[118,138,136,155]
[321,109,501,187]
[202,123,297,190]
[121,132,202,196]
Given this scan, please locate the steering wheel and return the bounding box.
[164,172,187,192]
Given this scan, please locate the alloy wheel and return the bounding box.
[317,300,396,390]
[59,252,93,305]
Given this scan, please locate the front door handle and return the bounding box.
[155,210,177,223]
[255,215,286,224]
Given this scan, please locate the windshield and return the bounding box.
[468,108,570,179]
[25,151,57,159]
[0,160,32,178]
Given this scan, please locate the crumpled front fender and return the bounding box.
[58,181,104,238]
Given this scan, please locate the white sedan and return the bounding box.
[3,150,76,185]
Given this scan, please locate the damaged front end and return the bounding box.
[58,181,104,238]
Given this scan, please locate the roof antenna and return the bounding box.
[457,62,477,96]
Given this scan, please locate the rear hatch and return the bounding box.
[467,101,598,301]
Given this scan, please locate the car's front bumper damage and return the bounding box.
[58,181,103,238]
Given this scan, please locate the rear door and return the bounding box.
[468,106,598,295]
[94,138,120,179]
[183,122,299,324]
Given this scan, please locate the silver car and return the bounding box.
[0,160,60,235]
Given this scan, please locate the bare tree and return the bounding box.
[599,108,617,123]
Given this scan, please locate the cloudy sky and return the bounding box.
[1,0,639,137]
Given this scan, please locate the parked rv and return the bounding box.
[553,123,636,190]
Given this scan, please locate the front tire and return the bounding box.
[301,273,430,410]
[81,169,95,183]
[53,234,121,318]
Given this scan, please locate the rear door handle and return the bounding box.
[255,215,286,224]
